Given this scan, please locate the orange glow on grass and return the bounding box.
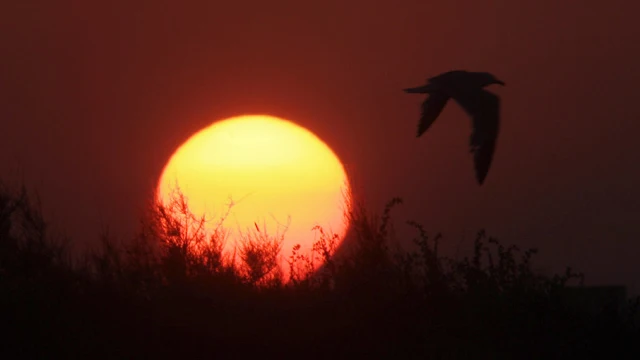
[157,115,351,279]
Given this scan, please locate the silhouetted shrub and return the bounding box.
[1,182,638,359]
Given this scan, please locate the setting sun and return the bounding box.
[157,115,351,277]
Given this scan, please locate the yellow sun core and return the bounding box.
[157,114,351,279]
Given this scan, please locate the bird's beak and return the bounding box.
[497,80,506,86]
[403,85,431,93]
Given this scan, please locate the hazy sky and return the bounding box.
[1,1,639,293]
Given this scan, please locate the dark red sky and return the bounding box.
[2,1,639,293]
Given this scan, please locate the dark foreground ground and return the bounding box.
[1,188,638,359]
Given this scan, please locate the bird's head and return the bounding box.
[478,72,505,87]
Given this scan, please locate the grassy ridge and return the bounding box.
[1,184,638,359]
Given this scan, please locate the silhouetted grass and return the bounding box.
[1,182,638,359]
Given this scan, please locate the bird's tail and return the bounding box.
[403,84,433,94]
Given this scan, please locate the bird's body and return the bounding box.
[406,70,490,95]
[404,70,505,185]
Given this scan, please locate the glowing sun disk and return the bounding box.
[157,115,351,278]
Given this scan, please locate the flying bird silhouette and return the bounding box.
[404,70,505,185]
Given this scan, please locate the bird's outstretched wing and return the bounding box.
[453,90,500,185]
[416,92,449,137]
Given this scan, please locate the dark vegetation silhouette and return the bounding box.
[405,70,505,185]
[1,182,639,359]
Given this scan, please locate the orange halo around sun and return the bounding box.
[157,114,351,279]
